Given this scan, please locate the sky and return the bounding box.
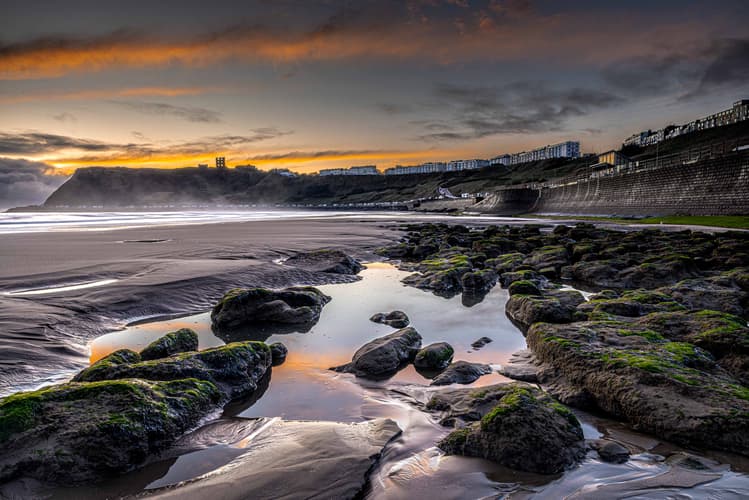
[0,0,748,206]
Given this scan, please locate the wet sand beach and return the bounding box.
[0,216,398,394]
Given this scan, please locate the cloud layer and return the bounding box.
[0,158,68,209]
[0,2,727,80]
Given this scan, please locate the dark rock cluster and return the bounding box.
[381,222,749,458]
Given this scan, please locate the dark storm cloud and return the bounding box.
[110,101,222,123]
[686,38,749,99]
[600,37,749,101]
[0,132,113,154]
[417,82,624,141]
[0,129,291,159]
[0,158,68,209]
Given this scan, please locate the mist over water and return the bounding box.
[0,210,530,234]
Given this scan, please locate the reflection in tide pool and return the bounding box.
[91,261,525,390]
[84,262,749,499]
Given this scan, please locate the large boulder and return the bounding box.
[74,341,273,400]
[430,361,492,386]
[283,249,364,275]
[331,327,422,379]
[140,328,198,361]
[414,342,454,371]
[460,269,498,296]
[370,310,410,328]
[506,289,585,333]
[211,286,331,331]
[0,378,222,484]
[429,383,585,474]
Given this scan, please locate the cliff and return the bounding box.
[41,157,590,209]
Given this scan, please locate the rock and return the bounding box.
[461,269,498,296]
[485,252,526,273]
[508,280,541,296]
[590,439,630,464]
[370,310,410,328]
[579,289,686,321]
[431,361,492,386]
[499,269,544,288]
[269,342,288,366]
[636,309,749,384]
[523,245,570,276]
[402,252,474,297]
[283,249,364,275]
[0,378,223,484]
[74,341,273,400]
[505,289,586,333]
[498,350,539,382]
[140,328,199,361]
[144,418,402,500]
[431,383,585,474]
[1,338,276,484]
[211,286,331,330]
[526,320,749,455]
[331,327,422,379]
[658,276,747,317]
[471,337,493,350]
[414,342,454,371]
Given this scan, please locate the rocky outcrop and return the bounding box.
[331,327,422,379]
[1,336,274,485]
[527,320,749,455]
[428,383,585,474]
[413,342,454,371]
[369,310,410,328]
[430,361,492,386]
[283,249,364,275]
[211,286,331,331]
[140,328,198,361]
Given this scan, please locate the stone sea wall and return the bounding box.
[478,151,749,216]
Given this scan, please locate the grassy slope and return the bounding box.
[523,215,749,230]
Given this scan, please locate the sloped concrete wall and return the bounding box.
[477,152,749,216]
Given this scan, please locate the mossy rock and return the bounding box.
[140,328,199,361]
[413,342,454,371]
[0,377,221,484]
[508,280,541,296]
[434,383,584,474]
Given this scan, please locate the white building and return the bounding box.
[505,141,580,165]
[318,165,380,176]
[624,99,749,147]
[490,155,512,166]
